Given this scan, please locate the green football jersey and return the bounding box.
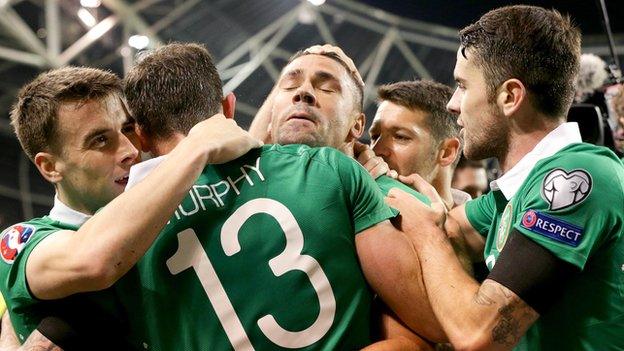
[375,175,431,205]
[0,217,131,345]
[120,144,400,351]
[465,143,624,350]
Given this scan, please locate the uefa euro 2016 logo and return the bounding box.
[1,224,36,264]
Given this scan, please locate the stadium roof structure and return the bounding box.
[0,0,622,225]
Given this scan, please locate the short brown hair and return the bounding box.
[10,66,122,161]
[378,80,459,144]
[124,43,223,139]
[288,50,364,112]
[459,5,581,118]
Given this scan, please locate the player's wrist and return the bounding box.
[177,134,214,165]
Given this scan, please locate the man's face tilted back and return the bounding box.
[270,54,361,150]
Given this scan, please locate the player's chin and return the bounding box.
[276,131,320,147]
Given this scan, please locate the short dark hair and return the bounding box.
[377,80,460,144]
[124,42,223,139]
[459,5,581,118]
[288,50,364,112]
[10,66,122,161]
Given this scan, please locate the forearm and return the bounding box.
[416,228,535,351]
[416,230,484,342]
[75,138,208,282]
[32,138,211,298]
[357,223,447,342]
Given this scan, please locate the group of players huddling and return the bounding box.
[0,4,622,351]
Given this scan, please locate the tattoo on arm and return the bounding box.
[19,331,63,351]
[472,280,539,347]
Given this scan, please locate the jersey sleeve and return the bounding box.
[375,176,431,206]
[332,153,398,234]
[513,153,624,269]
[0,223,59,320]
[464,192,496,236]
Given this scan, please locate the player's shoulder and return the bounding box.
[520,143,623,215]
[260,143,360,169]
[0,217,58,264]
[529,143,624,194]
[535,143,623,175]
[375,176,430,205]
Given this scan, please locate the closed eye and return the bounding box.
[394,134,411,141]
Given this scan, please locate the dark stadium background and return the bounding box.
[0,0,621,226]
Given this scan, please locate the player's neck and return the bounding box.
[56,189,96,216]
[149,133,185,157]
[499,114,565,174]
[431,169,454,209]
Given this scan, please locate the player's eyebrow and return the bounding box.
[313,71,338,82]
[83,127,110,145]
[283,69,303,80]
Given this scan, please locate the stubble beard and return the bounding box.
[464,108,509,161]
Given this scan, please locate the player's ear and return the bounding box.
[438,137,461,167]
[35,152,62,184]
[347,112,366,141]
[497,78,526,117]
[222,92,236,119]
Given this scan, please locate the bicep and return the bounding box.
[488,229,579,314]
[355,221,446,343]
[26,231,94,300]
[375,304,434,351]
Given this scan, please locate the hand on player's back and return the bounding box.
[188,114,263,164]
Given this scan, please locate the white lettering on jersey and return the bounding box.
[170,157,266,224]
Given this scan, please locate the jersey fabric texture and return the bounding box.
[375,175,430,205]
[465,131,624,349]
[0,211,135,349]
[119,144,403,351]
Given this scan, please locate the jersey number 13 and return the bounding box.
[166,198,336,350]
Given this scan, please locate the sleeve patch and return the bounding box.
[541,168,592,211]
[520,210,583,247]
[1,224,36,264]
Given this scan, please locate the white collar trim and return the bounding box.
[48,195,91,227]
[125,155,167,190]
[491,122,582,200]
